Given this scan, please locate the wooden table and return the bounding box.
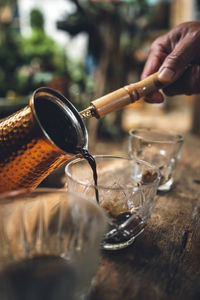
[0,133,199,300]
[89,133,200,300]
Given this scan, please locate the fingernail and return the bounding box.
[144,92,164,103]
[158,67,175,82]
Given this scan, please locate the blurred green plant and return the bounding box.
[0,24,24,97]
[0,7,69,98]
[18,8,68,94]
[21,9,61,70]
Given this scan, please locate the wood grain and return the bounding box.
[89,133,200,300]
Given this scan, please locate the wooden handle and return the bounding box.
[91,71,166,118]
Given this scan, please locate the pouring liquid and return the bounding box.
[79,149,99,204]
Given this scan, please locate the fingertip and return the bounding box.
[158,67,176,83]
[144,91,164,103]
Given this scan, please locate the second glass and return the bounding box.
[65,155,160,250]
[128,128,184,192]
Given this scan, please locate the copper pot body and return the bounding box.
[0,88,88,193]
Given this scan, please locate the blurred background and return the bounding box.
[0,0,200,153]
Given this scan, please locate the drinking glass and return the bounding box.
[0,188,106,300]
[128,128,184,192]
[65,155,160,250]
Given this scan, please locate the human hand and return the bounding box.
[141,21,200,103]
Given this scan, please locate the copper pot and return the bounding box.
[0,88,88,193]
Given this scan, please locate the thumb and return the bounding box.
[158,38,196,84]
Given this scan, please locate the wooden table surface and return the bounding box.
[89,133,200,300]
[0,132,199,300]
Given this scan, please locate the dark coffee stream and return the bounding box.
[80,149,99,204]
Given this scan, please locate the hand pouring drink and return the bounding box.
[0,72,167,193]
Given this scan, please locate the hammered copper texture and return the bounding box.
[0,106,70,193]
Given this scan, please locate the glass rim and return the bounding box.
[0,188,67,203]
[65,155,161,190]
[128,128,184,144]
[0,188,105,214]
